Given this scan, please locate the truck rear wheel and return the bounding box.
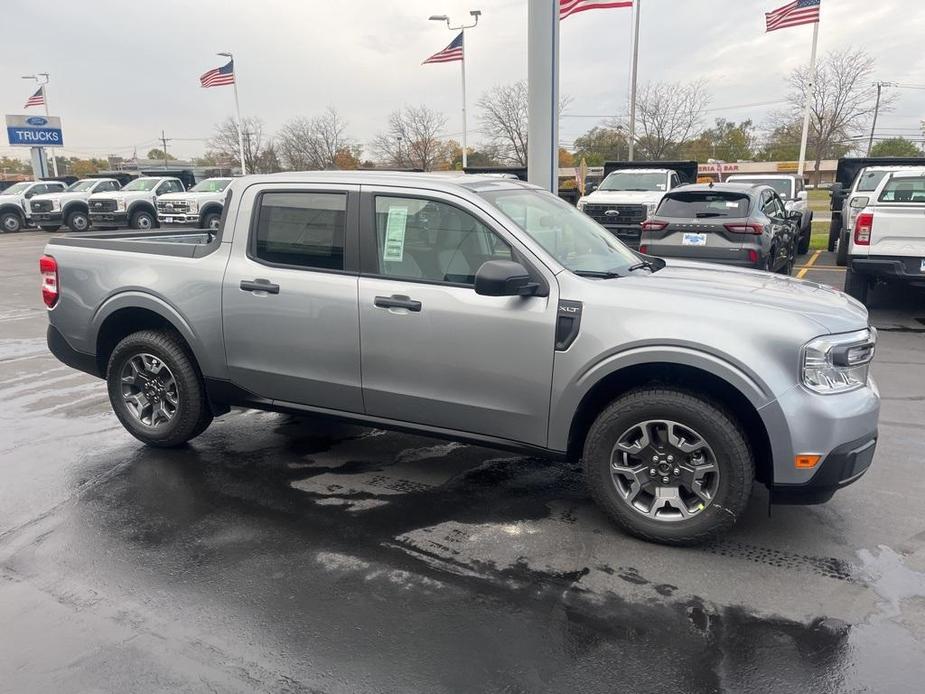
[835,231,849,267]
[844,268,870,306]
[827,216,841,252]
[106,329,213,447]
[797,216,812,255]
[582,387,754,545]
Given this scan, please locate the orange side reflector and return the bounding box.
[794,454,822,469]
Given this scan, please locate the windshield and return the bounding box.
[657,191,751,218]
[599,172,667,192]
[122,178,159,192]
[729,178,792,199]
[480,188,640,275]
[856,169,889,193]
[67,180,97,192]
[190,178,231,193]
[3,182,31,195]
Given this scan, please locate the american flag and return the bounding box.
[766,0,820,32]
[24,87,45,108]
[423,32,463,64]
[560,0,633,20]
[200,59,235,88]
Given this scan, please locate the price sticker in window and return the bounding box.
[383,206,408,262]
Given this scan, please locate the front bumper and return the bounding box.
[89,211,128,225]
[31,211,63,224]
[765,378,880,504]
[158,213,199,225]
[600,223,643,249]
[849,256,925,286]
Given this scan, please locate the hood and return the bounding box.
[158,191,213,201]
[635,259,868,334]
[583,190,665,206]
[31,191,86,203]
[0,193,23,204]
[89,190,150,200]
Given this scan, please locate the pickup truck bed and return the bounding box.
[48,229,217,258]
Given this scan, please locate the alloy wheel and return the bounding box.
[119,353,179,427]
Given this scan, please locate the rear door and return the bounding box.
[222,182,364,412]
[864,174,925,264]
[356,186,558,447]
[648,190,750,262]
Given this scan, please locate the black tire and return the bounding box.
[844,268,869,305]
[583,387,754,545]
[40,225,61,232]
[65,210,90,232]
[1,212,23,233]
[778,253,794,276]
[835,230,849,267]
[129,210,156,231]
[797,217,812,255]
[106,329,213,447]
[202,212,221,232]
[827,216,841,252]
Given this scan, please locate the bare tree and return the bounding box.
[208,116,275,173]
[372,105,450,171]
[631,80,709,159]
[785,48,889,177]
[277,107,357,170]
[477,81,571,166]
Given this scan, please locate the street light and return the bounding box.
[217,51,247,175]
[428,9,481,169]
[21,73,58,176]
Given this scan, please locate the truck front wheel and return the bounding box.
[202,212,221,232]
[106,329,213,447]
[66,210,90,232]
[583,387,754,545]
[130,210,155,230]
[1,212,23,233]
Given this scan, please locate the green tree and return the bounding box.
[681,119,756,162]
[573,125,628,165]
[870,137,922,157]
[147,148,176,161]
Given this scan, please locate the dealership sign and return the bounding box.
[5,114,64,147]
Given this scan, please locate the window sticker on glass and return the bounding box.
[383,206,408,262]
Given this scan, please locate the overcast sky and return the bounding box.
[2,0,924,162]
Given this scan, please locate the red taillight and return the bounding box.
[641,219,668,231]
[724,223,764,235]
[639,245,649,254]
[747,249,758,264]
[854,212,873,246]
[40,255,58,308]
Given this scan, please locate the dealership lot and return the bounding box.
[1,231,924,691]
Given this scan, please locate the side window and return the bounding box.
[98,181,116,192]
[373,196,512,285]
[670,174,679,189]
[27,184,44,196]
[253,191,346,270]
[761,192,778,218]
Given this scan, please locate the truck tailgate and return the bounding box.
[867,205,925,258]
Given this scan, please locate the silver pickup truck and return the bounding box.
[41,172,880,545]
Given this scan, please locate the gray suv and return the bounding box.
[640,183,799,274]
[41,172,880,545]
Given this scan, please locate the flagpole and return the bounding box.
[461,31,468,169]
[797,21,819,179]
[627,0,641,162]
[219,52,247,175]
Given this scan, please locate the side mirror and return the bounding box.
[796,190,807,201]
[587,183,598,194]
[474,260,541,297]
[787,210,803,223]
[24,191,35,199]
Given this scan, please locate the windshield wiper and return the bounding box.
[626,260,657,272]
[573,270,623,279]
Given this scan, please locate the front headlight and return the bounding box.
[116,198,126,211]
[187,200,198,213]
[645,203,657,216]
[577,199,586,211]
[51,199,61,211]
[802,328,876,394]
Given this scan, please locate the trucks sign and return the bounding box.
[5,114,64,147]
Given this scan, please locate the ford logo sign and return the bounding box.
[603,209,620,216]
[26,116,48,126]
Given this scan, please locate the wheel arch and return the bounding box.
[199,203,223,223]
[63,200,89,217]
[128,200,157,222]
[0,203,26,221]
[565,361,775,486]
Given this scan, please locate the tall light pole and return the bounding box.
[21,73,58,177]
[218,51,247,175]
[627,0,641,162]
[429,10,481,169]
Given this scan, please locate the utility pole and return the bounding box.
[867,81,893,156]
[627,0,641,161]
[160,130,171,168]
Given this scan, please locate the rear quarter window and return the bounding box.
[657,192,750,218]
[878,176,925,203]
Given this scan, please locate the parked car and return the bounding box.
[577,161,697,248]
[843,167,925,305]
[724,174,812,255]
[29,178,123,232]
[41,172,879,545]
[87,176,185,230]
[156,177,232,231]
[639,183,799,275]
[0,180,67,233]
[828,156,925,255]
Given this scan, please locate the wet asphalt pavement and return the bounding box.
[2,231,925,693]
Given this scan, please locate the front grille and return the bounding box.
[583,203,647,225]
[30,199,53,213]
[91,199,118,213]
[157,200,190,213]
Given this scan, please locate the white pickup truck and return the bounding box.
[88,176,185,230]
[0,180,67,233]
[29,178,123,232]
[844,167,925,305]
[156,177,232,231]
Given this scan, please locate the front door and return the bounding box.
[222,184,363,412]
[357,188,558,447]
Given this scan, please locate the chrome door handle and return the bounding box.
[374,295,422,312]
